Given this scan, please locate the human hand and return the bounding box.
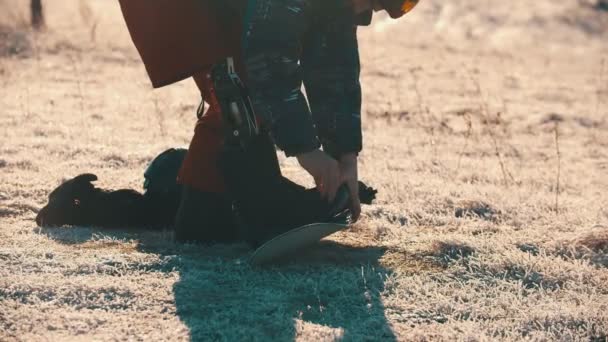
[339,153,361,222]
[296,149,340,202]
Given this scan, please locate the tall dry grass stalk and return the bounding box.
[409,67,438,160]
[454,109,473,177]
[153,94,167,137]
[468,72,514,186]
[554,121,561,214]
[67,53,86,114]
[30,0,43,29]
[597,58,606,126]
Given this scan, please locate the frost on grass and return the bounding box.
[454,200,501,222]
[431,240,476,265]
[552,226,608,268]
[1,0,608,340]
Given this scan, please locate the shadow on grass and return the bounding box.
[41,226,397,341]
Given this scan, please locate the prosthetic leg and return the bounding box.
[174,69,240,244]
[212,58,352,247]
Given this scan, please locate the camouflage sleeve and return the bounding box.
[241,0,321,157]
[301,16,363,159]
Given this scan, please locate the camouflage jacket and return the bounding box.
[242,0,369,158]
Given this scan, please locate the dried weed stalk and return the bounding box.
[409,67,438,160]
[67,53,86,114]
[18,85,31,120]
[468,72,514,186]
[455,109,473,177]
[30,0,44,30]
[554,121,561,214]
[24,85,32,118]
[153,94,167,137]
[597,58,606,126]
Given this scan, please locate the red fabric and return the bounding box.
[118,0,241,88]
[177,71,227,193]
[178,56,250,193]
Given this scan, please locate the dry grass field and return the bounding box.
[1,0,607,341]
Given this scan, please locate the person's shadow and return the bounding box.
[41,226,397,341]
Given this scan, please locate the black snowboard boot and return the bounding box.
[174,186,240,244]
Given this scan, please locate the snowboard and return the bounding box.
[249,221,349,266]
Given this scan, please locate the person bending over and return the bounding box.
[174,0,419,244]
